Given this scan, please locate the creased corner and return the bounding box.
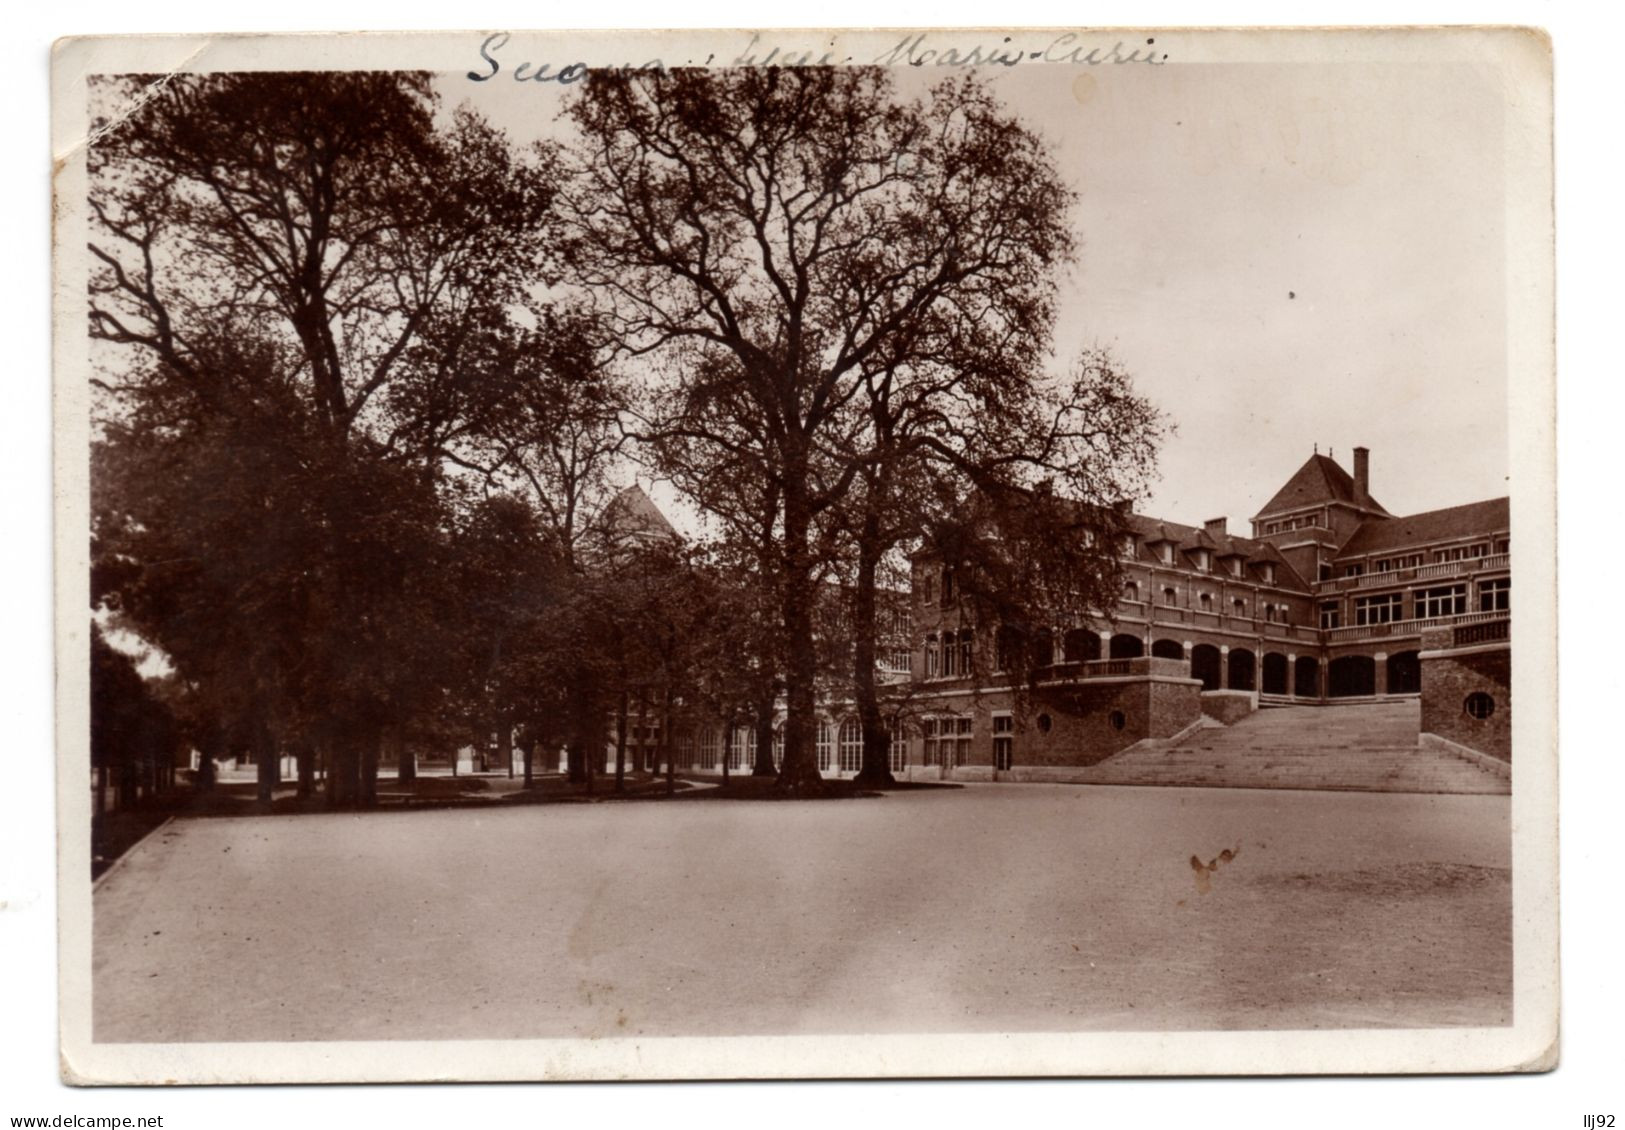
[52,39,214,179]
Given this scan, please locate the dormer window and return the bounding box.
[1120,535,1137,557]
[1193,549,1212,572]
[1160,543,1174,564]
[1259,563,1276,584]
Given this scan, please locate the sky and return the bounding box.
[448,55,1510,533]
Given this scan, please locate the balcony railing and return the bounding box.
[1320,553,1509,593]
[1325,609,1507,642]
[1454,618,1510,647]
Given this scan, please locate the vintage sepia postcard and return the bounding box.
[52,26,1557,1083]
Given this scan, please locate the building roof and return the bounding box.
[1335,497,1509,558]
[1122,513,1311,591]
[1254,453,1389,519]
[600,484,680,543]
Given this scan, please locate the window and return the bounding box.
[952,716,973,767]
[1229,557,1244,577]
[1108,710,1127,731]
[1264,603,1278,623]
[1464,692,1495,720]
[1354,593,1403,625]
[1037,713,1053,733]
[1193,549,1211,572]
[1259,563,1276,584]
[1120,535,1138,558]
[1342,563,1365,578]
[699,727,719,769]
[1161,543,1174,564]
[1479,577,1510,613]
[729,726,750,770]
[772,726,783,769]
[1320,601,1342,629]
[924,634,938,678]
[1494,538,1510,554]
[1233,598,1248,617]
[1416,584,1467,619]
[838,719,862,773]
[1318,563,1332,581]
[941,634,956,677]
[995,627,1017,673]
[1124,581,1140,602]
[1437,544,1490,563]
[918,573,935,605]
[816,721,834,772]
[940,568,956,605]
[888,724,907,774]
[992,714,1014,771]
[1375,554,1424,573]
[676,733,695,769]
[1162,586,1178,606]
[958,629,973,676]
[921,718,940,766]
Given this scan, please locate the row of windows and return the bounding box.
[921,716,973,767]
[1339,540,1508,578]
[1261,512,1325,535]
[1123,582,1287,617]
[1325,579,1510,627]
[923,629,976,678]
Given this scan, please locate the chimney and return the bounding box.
[1204,517,1227,539]
[1353,447,1370,496]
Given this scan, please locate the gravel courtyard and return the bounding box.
[92,784,1511,1042]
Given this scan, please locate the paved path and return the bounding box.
[93,784,1511,1042]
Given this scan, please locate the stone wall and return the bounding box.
[1200,689,1257,725]
[1419,628,1511,763]
[1012,675,1202,766]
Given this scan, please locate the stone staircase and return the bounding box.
[1073,701,1508,795]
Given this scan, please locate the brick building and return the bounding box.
[905,447,1512,778]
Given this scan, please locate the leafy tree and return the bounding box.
[559,68,1074,791]
[87,73,551,805]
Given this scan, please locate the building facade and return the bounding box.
[905,447,1512,777]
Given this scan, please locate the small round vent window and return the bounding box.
[1464,693,1495,720]
[1109,710,1127,731]
[1037,713,1053,733]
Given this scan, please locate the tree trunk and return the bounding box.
[497,707,513,779]
[519,724,536,788]
[775,480,824,793]
[254,716,279,809]
[663,686,676,796]
[720,712,731,788]
[328,737,359,807]
[295,737,316,799]
[360,725,380,807]
[396,730,416,784]
[193,746,214,794]
[634,689,649,774]
[614,689,628,793]
[751,664,778,775]
[852,505,897,788]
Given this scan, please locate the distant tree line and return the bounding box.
[86,67,1162,806]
